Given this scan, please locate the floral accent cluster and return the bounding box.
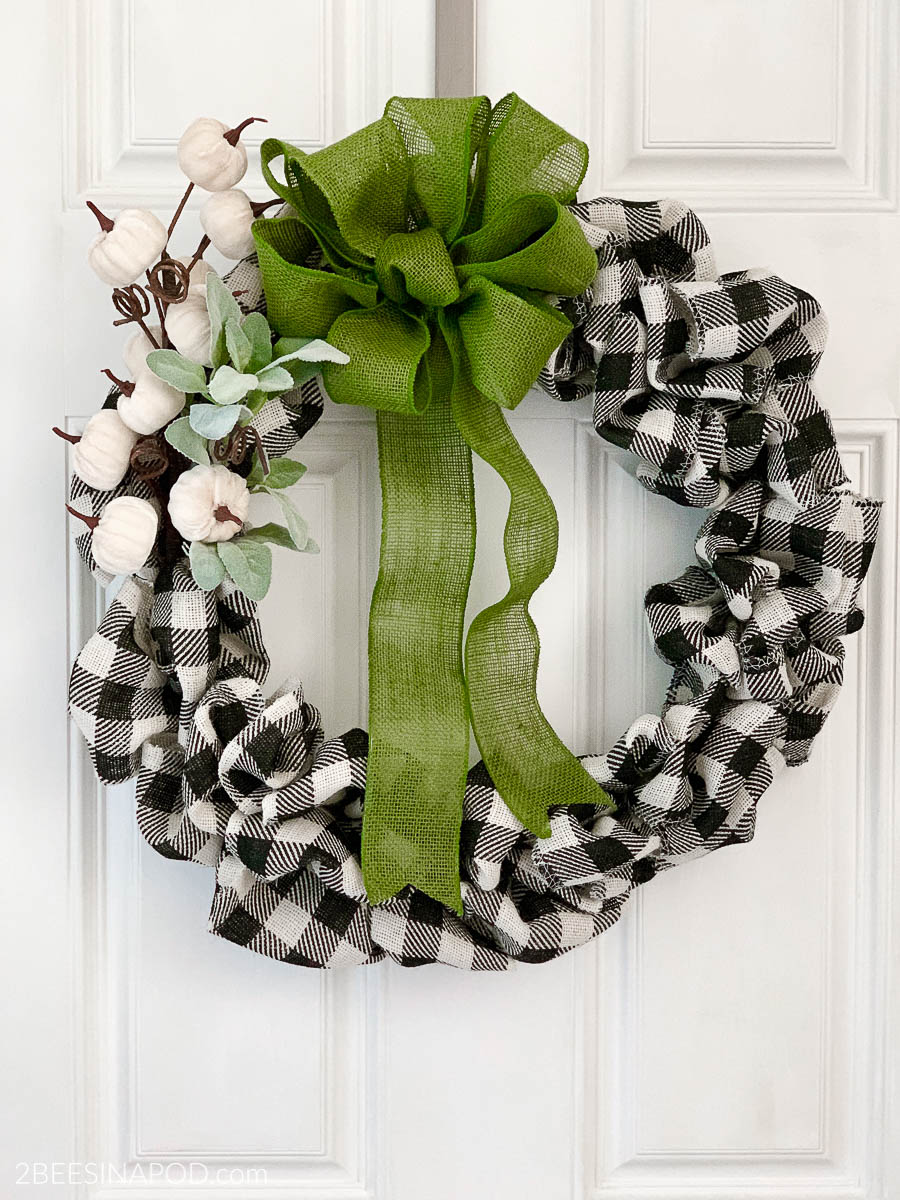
[60,116,347,600]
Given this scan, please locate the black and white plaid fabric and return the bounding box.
[69,199,882,970]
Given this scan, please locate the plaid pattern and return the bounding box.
[69,563,267,785]
[70,200,882,970]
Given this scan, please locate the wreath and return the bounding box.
[64,98,881,970]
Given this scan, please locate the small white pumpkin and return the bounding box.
[177,118,256,191]
[87,203,167,287]
[91,496,159,575]
[122,324,162,376]
[117,368,185,435]
[165,287,212,366]
[200,189,256,259]
[168,464,250,543]
[72,409,138,492]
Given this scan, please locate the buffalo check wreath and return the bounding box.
[65,97,881,970]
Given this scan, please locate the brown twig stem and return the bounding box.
[184,235,211,278]
[110,285,161,349]
[166,181,194,242]
[146,273,170,348]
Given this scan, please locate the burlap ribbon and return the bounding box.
[253,94,612,912]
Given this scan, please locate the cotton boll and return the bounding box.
[72,409,138,491]
[168,464,250,543]
[200,190,256,259]
[87,206,167,287]
[91,496,159,575]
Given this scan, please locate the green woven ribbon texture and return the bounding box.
[254,94,613,913]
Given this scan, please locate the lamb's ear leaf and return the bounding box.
[225,316,252,372]
[205,271,243,352]
[268,337,350,370]
[146,349,206,394]
[189,539,226,590]
[242,312,273,373]
[246,452,269,488]
[210,322,229,370]
[240,522,298,550]
[164,415,210,465]
[242,388,269,416]
[208,365,258,405]
[254,364,294,392]
[188,402,241,439]
[272,336,312,359]
[281,359,324,387]
[261,458,306,489]
[271,489,309,550]
[218,538,272,601]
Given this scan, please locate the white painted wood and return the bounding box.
[2,2,897,1199]
[478,3,899,1198]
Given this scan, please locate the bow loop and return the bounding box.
[254,216,378,338]
[454,277,573,410]
[323,303,432,416]
[476,94,589,223]
[374,228,460,308]
[383,95,490,241]
[290,119,409,258]
[453,195,597,295]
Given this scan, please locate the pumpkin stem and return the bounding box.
[52,426,81,445]
[86,200,115,233]
[224,116,267,146]
[251,198,281,218]
[65,504,100,531]
[214,505,243,527]
[101,368,135,396]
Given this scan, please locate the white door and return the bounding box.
[3,2,897,1198]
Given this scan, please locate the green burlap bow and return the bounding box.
[253,94,613,913]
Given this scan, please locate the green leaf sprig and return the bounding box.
[147,271,348,463]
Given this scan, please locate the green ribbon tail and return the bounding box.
[451,384,614,836]
[361,396,476,915]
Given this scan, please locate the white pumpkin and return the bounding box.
[168,464,250,543]
[87,205,167,287]
[200,189,256,259]
[177,118,249,191]
[117,369,185,435]
[165,287,212,365]
[91,496,159,576]
[122,324,162,376]
[72,409,138,492]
